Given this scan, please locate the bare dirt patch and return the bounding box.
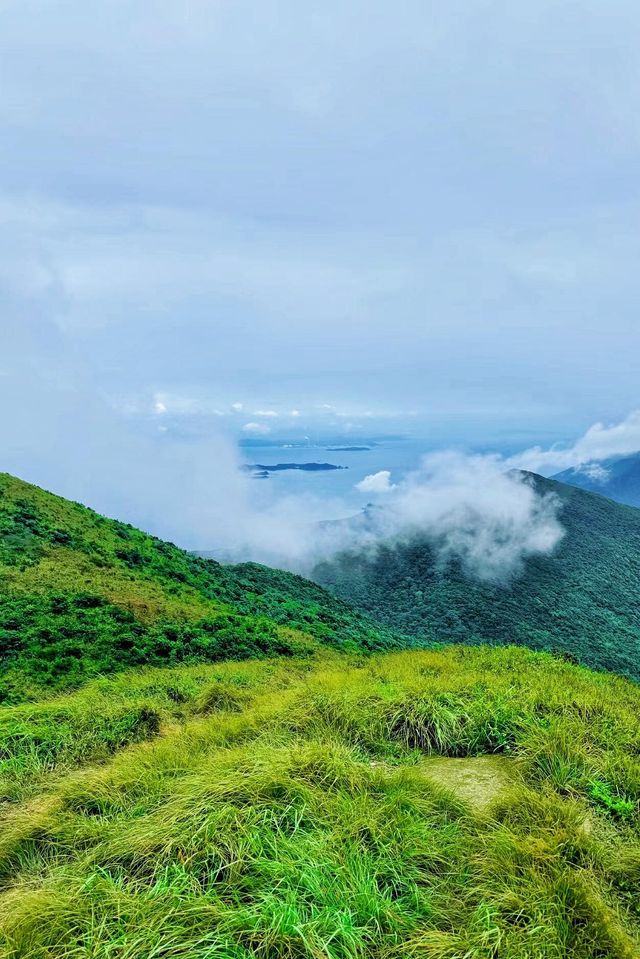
[419,755,516,811]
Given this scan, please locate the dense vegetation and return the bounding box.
[1,646,639,958]
[553,451,640,508]
[0,473,398,702]
[314,474,640,680]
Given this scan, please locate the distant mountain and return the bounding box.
[313,473,640,680]
[0,473,398,701]
[552,451,640,507]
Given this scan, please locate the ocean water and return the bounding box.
[240,437,432,519]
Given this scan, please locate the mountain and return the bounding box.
[313,473,640,680]
[0,473,398,701]
[552,451,640,507]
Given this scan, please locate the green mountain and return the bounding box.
[313,473,640,680]
[0,472,397,701]
[553,451,640,507]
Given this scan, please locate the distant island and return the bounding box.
[242,462,348,474]
[326,446,371,452]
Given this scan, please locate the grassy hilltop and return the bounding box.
[1,647,639,958]
[0,473,397,702]
[314,474,640,680]
[1,473,640,957]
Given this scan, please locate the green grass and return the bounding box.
[0,473,400,701]
[314,472,640,680]
[1,645,639,958]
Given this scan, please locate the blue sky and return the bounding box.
[2,1,640,540]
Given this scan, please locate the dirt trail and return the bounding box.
[419,755,516,811]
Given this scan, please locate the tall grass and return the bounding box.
[0,645,639,958]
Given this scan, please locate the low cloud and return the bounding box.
[575,462,610,482]
[356,470,396,494]
[510,410,640,475]
[329,453,564,582]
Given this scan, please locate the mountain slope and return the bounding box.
[553,451,640,507]
[0,473,398,700]
[313,473,640,680]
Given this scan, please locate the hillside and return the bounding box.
[1,473,640,957]
[314,473,640,680]
[0,473,398,701]
[1,646,639,958]
[553,451,640,507]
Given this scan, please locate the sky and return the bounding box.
[2,1,640,548]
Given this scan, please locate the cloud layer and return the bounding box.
[3,2,640,446]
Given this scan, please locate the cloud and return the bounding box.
[3,0,640,448]
[231,402,244,412]
[509,410,640,475]
[253,409,279,417]
[242,421,271,435]
[575,463,610,483]
[333,453,564,582]
[356,470,396,493]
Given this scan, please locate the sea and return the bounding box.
[239,437,432,519]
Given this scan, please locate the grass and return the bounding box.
[1,644,639,958]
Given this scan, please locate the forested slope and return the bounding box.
[314,474,640,679]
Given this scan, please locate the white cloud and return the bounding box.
[576,462,610,482]
[242,421,271,435]
[153,399,167,415]
[231,402,244,413]
[509,410,640,475]
[356,470,396,494]
[253,409,279,417]
[343,453,564,582]
[290,409,301,417]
